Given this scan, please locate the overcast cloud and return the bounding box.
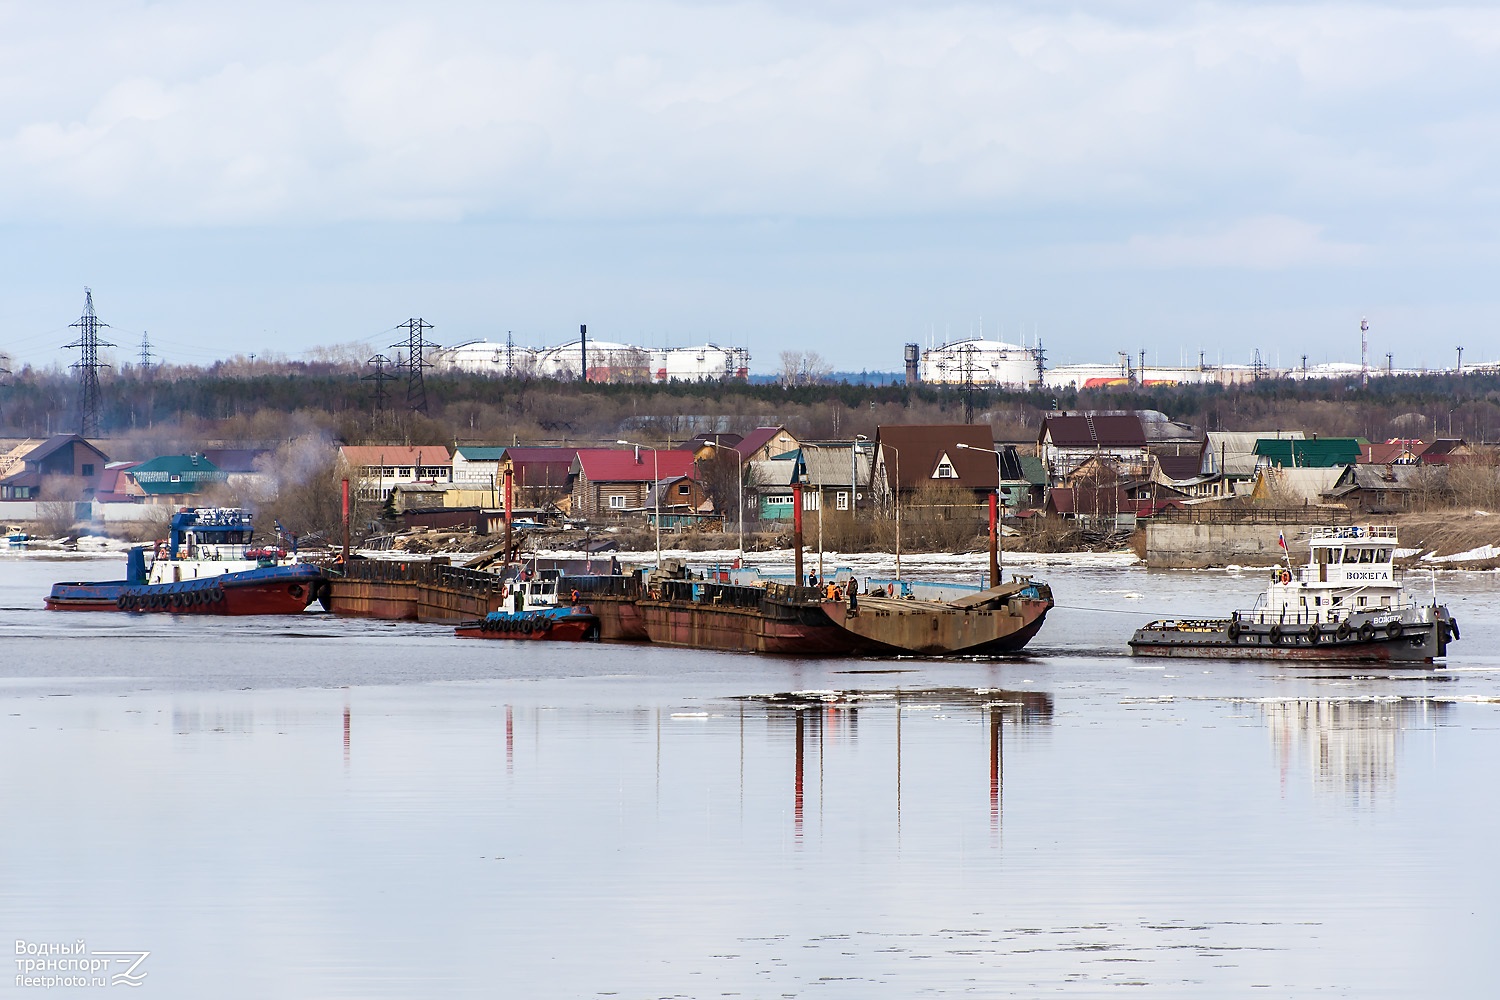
[0,1,1495,371]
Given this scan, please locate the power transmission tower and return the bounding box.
[391,318,437,414]
[363,354,400,413]
[1033,339,1046,389]
[138,331,155,378]
[959,341,978,423]
[1251,349,1265,381]
[65,287,114,436]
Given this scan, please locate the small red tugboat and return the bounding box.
[456,569,601,642]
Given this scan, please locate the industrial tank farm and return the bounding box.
[433,340,749,383]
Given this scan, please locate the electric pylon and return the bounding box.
[64,287,114,436]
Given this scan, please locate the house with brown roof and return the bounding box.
[338,445,453,502]
[871,425,1002,507]
[567,447,698,520]
[1037,414,1149,485]
[0,435,111,500]
[735,427,801,464]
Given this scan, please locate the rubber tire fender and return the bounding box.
[1336,622,1352,642]
[1225,618,1240,642]
[1358,621,1376,642]
[1307,623,1320,645]
[117,594,129,610]
[1268,624,1283,645]
[1386,621,1403,639]
[209,586,225,604]
[1450,618,1461,641]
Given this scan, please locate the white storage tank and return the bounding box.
[919,338,1039,388]
[432,340,537,376]
[651,345,750,382]
[534,340,652,382]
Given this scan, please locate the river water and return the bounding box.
[3,553,1498,997]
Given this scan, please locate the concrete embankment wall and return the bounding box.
[1142,522,1312,569]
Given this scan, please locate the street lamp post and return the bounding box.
[703,439,745,564]
[617,439,661,566]
[957,442,1005,588]
[880,442,902,580]
[850,434,867,520]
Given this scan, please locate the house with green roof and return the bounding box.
[124,455,228,505]
[1253,438,1362,469]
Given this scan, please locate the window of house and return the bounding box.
[677,483,691,495]
[766,495,793,507]
[170,474,181,483]
[398,467,413,477]
[81,464,95,477]
[804,492,819,510]
[836,491,849,511]
[934,460,957,478]
[608,495,627,509]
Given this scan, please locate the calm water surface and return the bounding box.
[3,554,1499,997]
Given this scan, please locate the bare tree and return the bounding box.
[778,351,833,386]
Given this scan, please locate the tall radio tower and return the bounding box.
[65,287,114,436]
[1360,317,1369,387]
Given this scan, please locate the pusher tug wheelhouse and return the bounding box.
[454,568,601,642]
[1130,525,1458,663]
[45,508,325,615]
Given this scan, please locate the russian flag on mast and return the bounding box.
[1278,531,1287,552]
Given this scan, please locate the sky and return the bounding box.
[1,0,1497,374]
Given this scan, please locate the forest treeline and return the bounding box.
[3,360,1500,460]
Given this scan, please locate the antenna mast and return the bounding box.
[1360,317,1369,387]
[65,287,114,436]
[392,318,437,414]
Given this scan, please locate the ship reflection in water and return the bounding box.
[741,687,1053,840]
[1257,695,1452,804]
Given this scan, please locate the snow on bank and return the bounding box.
[1423,544,1500,564]
[530,546,1141,580]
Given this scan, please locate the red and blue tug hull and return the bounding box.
[46,564,325,616]
[455,605,601,642]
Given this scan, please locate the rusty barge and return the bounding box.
[555,569,1054,657]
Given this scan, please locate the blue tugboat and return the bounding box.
[46,507,325,615]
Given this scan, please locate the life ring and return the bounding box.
[1336,622,1352,642]
[1278,570,1292,585]
[1386,621,1403,639]
[1307,623,1321,645]
[1358,621,1376,642]
[1268,624,1283,645]
[116,594,129,610]
[1225,618,1240,642]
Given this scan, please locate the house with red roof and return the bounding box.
[568,448,698,519]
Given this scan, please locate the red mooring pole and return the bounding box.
[503,467,514,563]
[989,491,1000,588]
[341,478,350,564]
[793,481,804,588]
